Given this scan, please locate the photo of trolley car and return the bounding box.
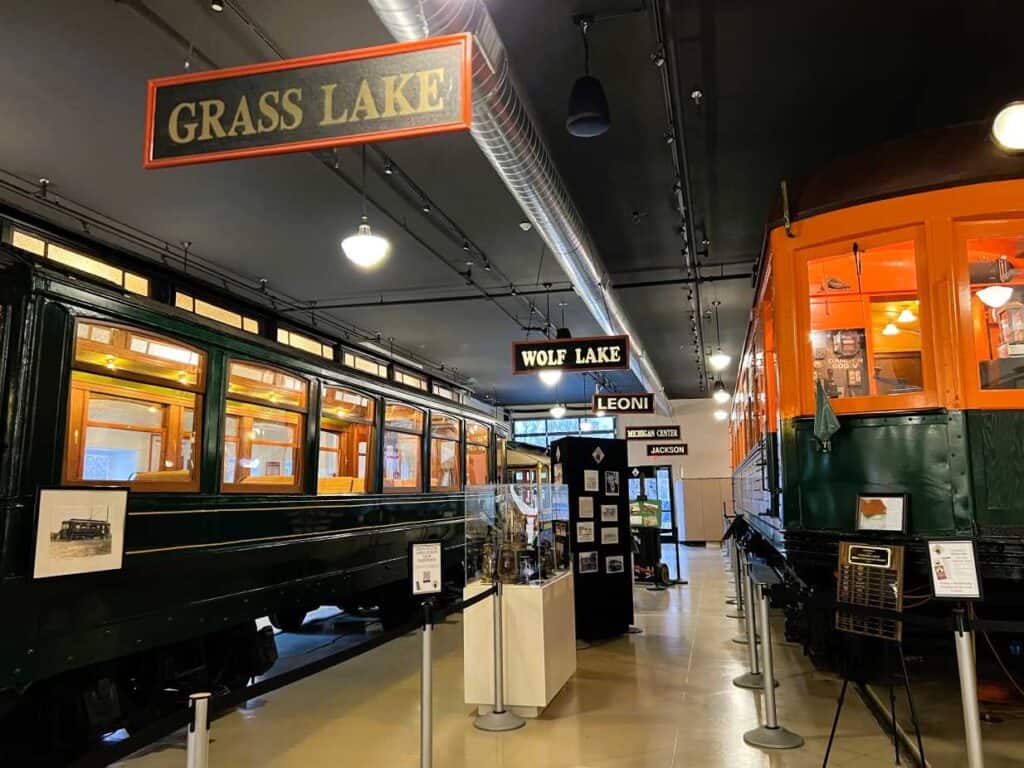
[730,120,1024,669]
[0,205,508,754]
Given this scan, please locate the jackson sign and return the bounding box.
[592,392,654,414]
[145,35,472,168]
[646,444,688,457]
[513,335,630,375]
[625,426,681,441]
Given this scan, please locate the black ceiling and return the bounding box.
[1,0,1022,406]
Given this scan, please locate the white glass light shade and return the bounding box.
[713,409,728,422]
[342,221,389,268]
[538,369,563,387]
[709,349,731,371]
[549,403,567,419]
[992,102,1024,152]
[882,322,900,336]
[977,284,1013,309]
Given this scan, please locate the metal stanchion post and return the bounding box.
[953,607,985,768]
[421,601,434,768]
[743,582,803,749]
[474,581,525,732]
[733,555,771,689]
[732,555,752,645]
[186,692,211,768]
[726,541,745,618]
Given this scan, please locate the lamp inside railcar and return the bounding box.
[966,235,1024,389]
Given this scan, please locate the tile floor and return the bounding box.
[118,547,988,767]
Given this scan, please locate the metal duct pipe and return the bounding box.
[367,0,671,414]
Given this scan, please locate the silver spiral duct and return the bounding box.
[367,0,671,414]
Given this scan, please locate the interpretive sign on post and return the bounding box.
[145,34,472,168]
[411,541,444,597]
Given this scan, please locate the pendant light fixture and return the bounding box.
[993,101,1024,152]
[566,15,610,138]
[708,299,731,372]
[538,289,566,386]
[341,145,390,268]
[897,307,916,323]
[712,379,731,404]
[881,322,900,336]
[550,403,567,419]
[713,409,728,422]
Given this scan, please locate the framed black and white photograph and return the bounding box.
[578,550,599,574]
[577,521,595,544]
[600,504,618,522]
[578,496,594,519]
[855,493,908,533]
[601,526,619,545]
[583,469,599,492]
[605,555,625,574]
[604,471,620,496]
[553,463,563,485]
[33,487,128,579]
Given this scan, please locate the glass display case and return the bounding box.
[465,482,570,586]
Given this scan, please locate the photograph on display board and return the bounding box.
[605,555,625,574]
[553,463,563,484]
[601,526,619,545]
[578,496,594,519]
[855,494,907,533]
[600,504,618,522]
[33,488,128,579]
[579,550,599,574]
[604,470,620,496]
[577,521,595,543]
[584,469,599,492]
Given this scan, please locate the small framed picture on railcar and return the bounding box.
[33,487,128,579]
[855,493,908,534]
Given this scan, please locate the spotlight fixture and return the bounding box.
[421,202,431,213]
[550,402,567,419]
[977,284,1014,309]
[664,130,675,145]
[712,380,731,404]
[713,409,728,422]
[897,307,916,324]
[566,16,610,137]
[539,369,563,387]
[651,49,666,67]
[519,220,532,231]
[383,160,394,175]
[210,0,224,11]
[341,146,390,268]
[992,102,1024,152]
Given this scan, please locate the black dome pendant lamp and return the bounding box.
[566,15,610,138]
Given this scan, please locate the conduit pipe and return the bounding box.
[367,0,672,414]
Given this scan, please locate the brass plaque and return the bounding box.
[836,541,904,641]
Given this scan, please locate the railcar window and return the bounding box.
[343,350,388,378]
[466,420,491,486]
[430,413,462,492]
[277,328,334,360]
[383,402,423,492]
[965,234,1024,390]
[807,240,923,399]
[318,386,375,494]
[11,227,149,296]
[175,292,260,334]
[64,320,204,490]
[222,361,307,493]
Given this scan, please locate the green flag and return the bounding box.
[814,378,841,452]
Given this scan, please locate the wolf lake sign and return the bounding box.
[592,392,654,414]
[144,35,472,168]
[513,335,630,375]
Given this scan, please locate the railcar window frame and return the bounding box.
[221,360,308,494]
[465,419,492,486]
[317,383,377,495]
[63,318,206,492]
[795,225,938,416]
[382,400,424,493]
[429,411,462,493]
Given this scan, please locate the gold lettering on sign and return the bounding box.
[349,79,380,122]
[198,99,228,140]
[227,97,257,136]
[168,102,197,144]
[417,68,446,113]
[319,83,348,126]
[280,88,303,130]
[381,73,416,117]
[257,91,281,132]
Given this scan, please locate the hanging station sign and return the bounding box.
[592,392,654,414]
[646,444,688,457]
[144,34,473,169]
[512,335,630,375]
[625,425,681,441]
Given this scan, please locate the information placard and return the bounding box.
[927,540,982,599]
[411,541,443,597]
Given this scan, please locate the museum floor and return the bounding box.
[115,547,1016,768]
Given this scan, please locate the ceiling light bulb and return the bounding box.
[713,409,728,422]
[882,322,900,336]
[709,349,731,371]
[712,380,731,404]
[977,284,1014,309]
[538,369,563,387]
[595,409,606,418]
[342,218,389,268]
[993,102,1024,152]
[210,0,224,10]
[897,308,916,323]
[580,420,593,432]
[550,403,567,419]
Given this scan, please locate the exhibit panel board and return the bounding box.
[550,436,633,639]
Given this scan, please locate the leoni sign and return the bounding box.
[144,34,472,168]
[513,335,630,375]
[592,392,654,414]
[646,444,688,457]
[625,426,681,441]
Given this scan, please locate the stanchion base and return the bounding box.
[732,634,750,644]
[732,672,777,690]
[725,597,737,605]
[743,725,804,750]
[726,610,745,619]
[474,709,526,732]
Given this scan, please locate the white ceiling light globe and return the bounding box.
[549,403,567,419]
[713,409,728,422]
[538,369,563,387]
[709,349,731,371]
[977,284,1014,309]
[993,102,1024,152]
[342,220,389,268]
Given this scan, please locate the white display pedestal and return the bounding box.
[463,570,577,718]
